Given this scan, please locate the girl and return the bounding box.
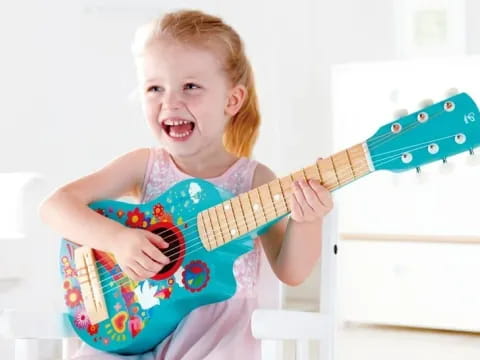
[40,9,333,360]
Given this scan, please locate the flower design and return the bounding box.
[126,208,145,228]
[65,287,82,307]
[87,323,99,335]
[74,309,90,329]
[63,266,76,278]
[182,260,210,292]
[153,204,164,218]
[63,280,71,289]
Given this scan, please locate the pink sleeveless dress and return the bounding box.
[72,148,264,360]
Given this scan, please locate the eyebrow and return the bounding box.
[144,75,204,83]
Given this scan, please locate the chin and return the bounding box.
[163,143,201,158]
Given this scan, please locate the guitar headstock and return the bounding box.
[367,90,480,173]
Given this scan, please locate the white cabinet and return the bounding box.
[339,237,480,332]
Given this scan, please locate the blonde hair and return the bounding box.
[131,9,260,158]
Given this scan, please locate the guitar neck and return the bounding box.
[198,142,373,250]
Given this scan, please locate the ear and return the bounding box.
[225,84,247,117]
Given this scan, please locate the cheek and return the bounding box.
[189,94,227,119]
[142,99,159,121]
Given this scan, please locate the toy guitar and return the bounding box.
[60,90,479,354]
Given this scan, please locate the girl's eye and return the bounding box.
[147,86,162,93]
[184,83,200,90]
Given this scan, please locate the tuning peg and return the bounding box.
[439,158,455,175]
[466,149,480,166]
[445,88,459,98]
[415,167,429,184]
[417,99,434,110]
[393,108,408,120]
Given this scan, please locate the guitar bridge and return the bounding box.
[74,247,109,324]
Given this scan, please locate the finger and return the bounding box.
[302,179,332,212]
[290,190,304,221]
[137,254,163,273]
[144,242,170,265]
[126,266,142,281]
[309,180,334,208]
[133,262,157,280]
[144,230,169,249]
[135,260,162,279]
[298,180,325,212]
[294,180,315,214]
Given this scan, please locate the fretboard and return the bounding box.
[197,143,372,250]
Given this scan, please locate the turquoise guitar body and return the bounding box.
[59,179,278,354]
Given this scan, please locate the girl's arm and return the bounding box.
[40,148,169,280]
[254,163,333,286]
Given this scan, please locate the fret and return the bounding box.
[247,188,267,226]
[268,179,288,214]
[304,164,322,183]
[258,184,276,221]
[344,149,356,178]
[332,151,354,186]
[197,211,212,250]
[291,170,306,182]
[208,207,225,246]
[230,196,248,235]
[347,143,370,177]
[239,193,256,231]
[316,157,338,190]
[222,200,240,240]
[214,204,232,242]
[279,175,294,201]
[202,210,218,248]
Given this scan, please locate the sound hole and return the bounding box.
[149,223,185,280]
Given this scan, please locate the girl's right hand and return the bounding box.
[112,227,170,281]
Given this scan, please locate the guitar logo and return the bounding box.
[464,112,476,124]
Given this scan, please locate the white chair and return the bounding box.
[0,172,76,359]
[0,174,338,360]
[252,207,338,360]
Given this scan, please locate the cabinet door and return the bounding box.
[339,240,480,332]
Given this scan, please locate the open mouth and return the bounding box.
[161,119,195,140]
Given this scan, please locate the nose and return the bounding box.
[163,90,182,110]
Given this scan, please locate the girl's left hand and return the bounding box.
[290,179,333,223]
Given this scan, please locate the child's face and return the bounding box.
[137,39,236,158]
